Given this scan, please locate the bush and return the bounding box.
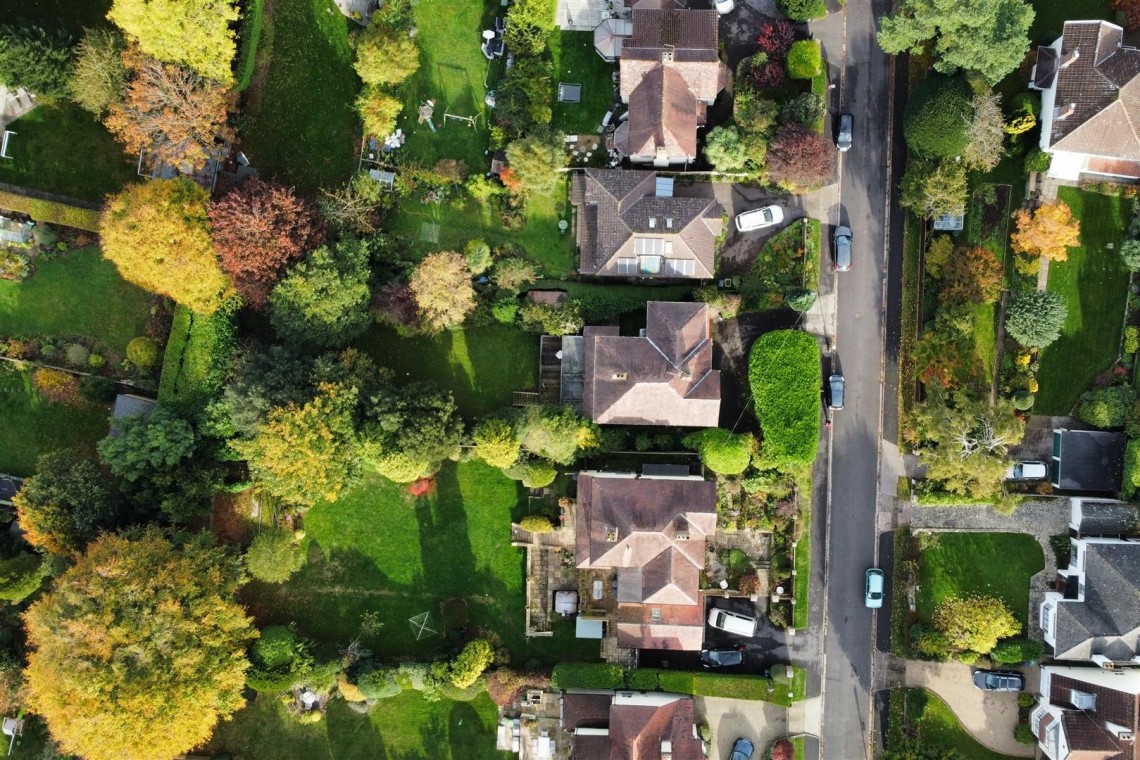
[357,667,402,700]
[1126,326,1140,355]
[1077,385,1135,429]
[990,638,1044,664]
[519,515,553,533]
[786,40,822,79]
[683,428,755,475]
[79,375,117,404]
[245,527,306,583]
[1025,149,1052,174]
[0,553,47,603]
[1018,692,1036,708]
[776,0,827,20]
[903,75,973,158]
[1123,438,1140,499]
[1014,723,1035,744]
[1121,239,1140,272]
[504,458,558,488]
[450,639,494,689]
[626,668,661,691]
[749,330,821,465]
[126,336,159,369]
[785,288,818,312]
[769,740,795,760]
[0,191,101,231]
[551,662,624,690]
[64,343,90,368]
[491,297,519,324]
[1005,290,1068,348]
[247,625,308,693]
[1011,391,1035,411]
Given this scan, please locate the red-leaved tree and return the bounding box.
[766,125,833,192]
[769,740,795,760]
[207,179,326,309]
[756,21,795,58]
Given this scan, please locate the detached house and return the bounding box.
[562,690,704,759]
[1030,20,1140,181]
[575,471,717,651]
[570,169,724,279]
[614,0,729,165]
[1032,664,1140,760]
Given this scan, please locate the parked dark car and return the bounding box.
[700,645,746,668]
[973,670,1025,692]
[837,113,853,152]
[729,737,755,760]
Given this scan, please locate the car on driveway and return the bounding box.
[1005,460,1048,480]
[735,204,784,233]
[829,373,845,410]
[834,225,853,271]
[700,645,746,668]
[729,737,755,760]
[864,568,884,608]
[714,0,736,12]
[973,670,1025,692]
[837,113,853,152]
[708,607,758,638]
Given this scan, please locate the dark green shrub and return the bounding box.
[504,459,558,488]
[1014,723,1035,744]
[903,75,973,158]
[247,625,310,693]
[551,662,623,690]
[625,668,661,691]
[79,375,117,404]
[1017,693,1036,708]
[357,667,402,700]
[1005,290,1067,348]
[776,0,827,20]
[519,515,553,533]
[491,297,520,324]
[749,330,821,465]
[0,553,47,603]
[990,638,1043,664]
[786,40,822,78]
[1123,439,1140,499]
[1011,391,1035,411]
[785,288,818,312]
[245,527,306,583]
[1025,149,1052,174]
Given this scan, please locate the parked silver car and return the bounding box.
[834,226,853,272]
[973,670,1025,692]
[829,373,845,411]
[865,568,884,609]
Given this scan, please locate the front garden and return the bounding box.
[886,688,1022,760]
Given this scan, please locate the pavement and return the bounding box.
[904,661,1037,757]
[695,695,789,759]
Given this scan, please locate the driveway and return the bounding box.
[904,661,1036,757]
[696,695,789,760]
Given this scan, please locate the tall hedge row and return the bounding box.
[158,303,237,410]
[748,330,821,464]
[0,190,102,231]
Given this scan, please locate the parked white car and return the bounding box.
[1005,460,1048,480]
[715,0,736,13]
[734,205,784,233]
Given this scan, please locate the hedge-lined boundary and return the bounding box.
[235,0,266,91]
[551,663,806,706]
[0,187,102,232]
[158,304,237,410]
[749,329,821,465]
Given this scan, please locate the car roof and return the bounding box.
[835,225,852,237]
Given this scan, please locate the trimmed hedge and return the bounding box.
[1124,439,1140,499]
[158,304,237,410]
[749,330,820,465]
[903,75,973,159]
[787,40,822,79]
[683,428,754,475]
[553,665,805,705]
[0,190,101,231]
[551,662,624,690]
[776,0,827,20]
[235,0,266,91]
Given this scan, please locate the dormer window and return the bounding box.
[1071,689,1097,710]
[649,217,656,229]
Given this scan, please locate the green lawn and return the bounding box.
[0,363,111,475]
[0,248,152,353]
[973,302,996,383]
[207,690,507,759]
[550,31,615,134]
[242,461,600,665]
[1036,187,1130,415]
[355,325,538,419]
[0,101,136,202]
[904,689,1020,760]
[243,0,359,193]
[916,532,1043,627]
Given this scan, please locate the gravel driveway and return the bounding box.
[695,696,788,759]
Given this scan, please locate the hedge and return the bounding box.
[158,304,237,410]
[749,330,820,465]
[1124,439,1140,499]
[234,0,266,91]
[776,0,827,20]
[902,75,973,158]
[551,662,624,690]
[683,428,754,475]
[0,190,101,231]
[787,40,822,79]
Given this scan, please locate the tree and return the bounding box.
[270,239,373,348]
[464,239,493,275]
[356,85,402,137]
[1011,201,1081,261]
[1120,239,1140,272]
[318,173,388,235]
[877,0,1034,84]
[473,418,521,469]
[704,126,751,172]
[933,595,1021,654]
[786,40,822,78]
[12,452,127,557]
[902,75,973,157]
[0,553,48,603]
[505,135,564,196]
[246,527,306,583]
[105,50,234,173]
[504,0,558,55]
[780,92,826,128]
[1077,385,1136,429]
[108,0,239,84]
[899,158,968,218]
[734,85,780,134]
[963,90,1006,171]
[505,458,559,488]
[450,639,494,689]
[409,252,476,333]
[924,234,955,277]
[517,405,598,464]
[776,0,827,20]
[493,257,540,292]
[0,23,73,97]
[683,429,755,475]
[23,530,255,760]
[102,181,231,313]
[69,28,127,113]
[939,245,1004,305]
[354,21,419,86]
[209,179,326,309]
[235,382,361,508]
[1005,290,1068,348]
[766,125,832,192]
[495,57,553,135]
[518,299,584,335]
[359,382,465,482]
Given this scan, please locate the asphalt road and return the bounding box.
[816,0,894,756]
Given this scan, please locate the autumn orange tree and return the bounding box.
[23,530,256,760]
[105,48,233,172]
[938,245,1004,305]
[409,252,476,332]
[101,178,233,312]
[208,178,325,309]
[1011,201,1081,262]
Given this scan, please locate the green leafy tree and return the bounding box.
[1077,385,1136,429]
[494,56,553,134]
[359,382,465,483]
[780,92,826,128]
[776,0,827,20]
[504,458,559,488]
[69,28,127,114]
[899,158,968,218]
[786,40,822,78]
[23,530,256,760]
[0,553,49,603]
[245,527,306,583]
[504,0,557,55]
[464,239,493,275]
[0,23,73,97]
[734,85,780,134]
[704,126,751,172]
[473,418,522,469]
[126,336,159,369]
[505,135,564,196]
[356,85,403,139]
[517,405,598,464]
[450,639,494,689]
[518,299,584,336]
[109,0,240,84]
[493,257,540,292]
[1005,290,1067,348]
[409,252,476,333]
[12,452,127,557]
[683,429,755,475]
[924,234,955,277]
[903,75,973,157]
[270,239,373,348]
[877,0,1034,83]
[933,595,1021,654]
[354,22,419,86]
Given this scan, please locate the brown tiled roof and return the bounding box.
[609,698,704,760]
[1046,21,1140,161]
[1049,673,1139,760]
[572,169,722,279]
[615,622,704,650]
[620,67,699,161]
[581,302,721,426]
[571,733,613,760]
[628,0,717,50]
[564,693,615,730]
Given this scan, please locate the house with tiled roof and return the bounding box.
[1030,20,1140,181]
[1032,664,1140,760]
[578,301,720,427]
[614,0,728,165]
[570,169,724,279]
[575,471,717,651]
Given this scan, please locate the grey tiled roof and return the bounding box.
[1054,542,1140,660]
[1055,429,1126,493]
[1076,500,1140,537]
